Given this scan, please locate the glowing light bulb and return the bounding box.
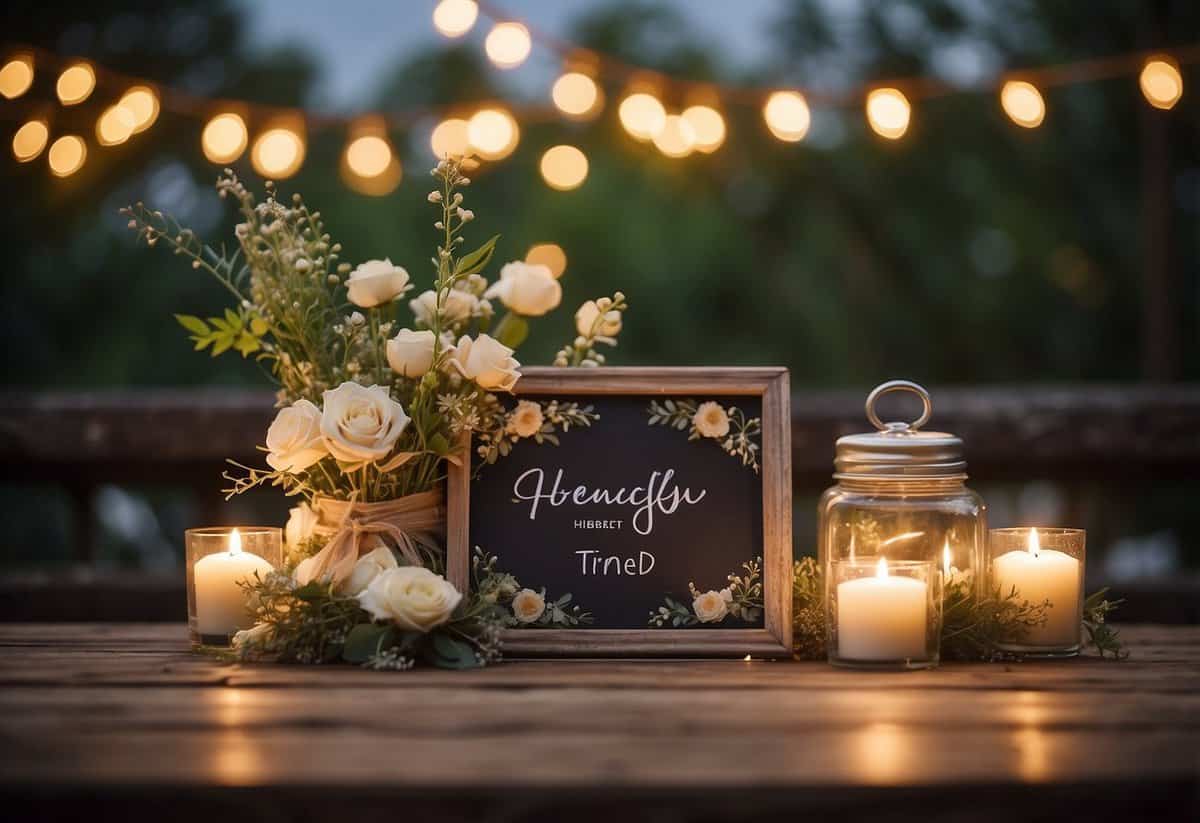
[652,114,696,158]
[96,104,136,146]
[432,0,478,38]
[48,135,86,177]
[345,135,392,178]
[201,113,248,164]
[1140,57,1183,110]
[0,55,34,99]
[1000,80,1045,128]
[525,243,566,278]
[866,88,911,139]
[467,108,518,160]
[763,91,811,142]
[12,120,49,162]
[118,86,160,134]
[552,72,601,118]
[618,92,665,141]
[1027,527,1040,558]
[540,144,588,191]
[681,104,725,153]
[485,22,531,70]
[252,127,305,178]
[430,118,471,159]
[56,62,95,105]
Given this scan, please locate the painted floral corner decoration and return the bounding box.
[647,398,762,473]
[648,557,764,628]
[473,547,594,627]
[467,397,599,465]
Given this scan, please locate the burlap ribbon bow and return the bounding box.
[294,489,446,586]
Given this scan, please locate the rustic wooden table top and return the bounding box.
[1,623,1197,822]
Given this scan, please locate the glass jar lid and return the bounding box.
[834,380,966,479]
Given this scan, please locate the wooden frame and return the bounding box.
[447,366,792,658]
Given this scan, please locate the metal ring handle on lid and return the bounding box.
[864,380,932,432]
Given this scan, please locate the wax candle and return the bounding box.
[192,529,274,637]
[992,528,1080,647]
[837,558,928,661]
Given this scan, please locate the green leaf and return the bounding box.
[292,582,328,601]
[175,314,210,336]
[428,433,451,456]
[426,632,481,669]
[342,623,395,664]
[492,312,529,349]
[224,307,241,328]
[235,332,261,357]
[454,234,500,276]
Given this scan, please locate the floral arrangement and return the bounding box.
[647,398,761,472]
[124,156,627,669]
[474,548,593,627]
[648,558,763,627]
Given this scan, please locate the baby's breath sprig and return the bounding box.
[554,292,629,367]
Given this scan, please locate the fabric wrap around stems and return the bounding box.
[295,489,447,586]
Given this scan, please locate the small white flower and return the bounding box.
[506,400,544,438]
[693,401,731,439]
[345,258,411,308]
[294,258,311,272]
[511,588,546,624]
[427,190,443,203]
[693,589,729,623]
[349,311,366,326]
[575,300,622,338]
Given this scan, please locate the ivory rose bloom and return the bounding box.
[484,261,562,317]
[507,400,544,438]
[284,502,319,548]
[693,401,730,439]
[446,334,520,392]
[357,566,463,632]
[575,300,622,337]
[345,258,411,308]
[265,399,327,472]
[409,288,477,326]
[692,588,732,623]
[511,588,546,624]
[232,622,274,651]
[320,382,410,462]
[386,328,436,377]
[338,545,398,597]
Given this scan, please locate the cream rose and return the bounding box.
[409,288,477,326]
[265,399,328,472]
[346,258,411,308]
[357,566,463,632]
[320,382,410,462]
[338,545,398,597]
[511,588,546,624]
[284,502,319,548]
[506,400,544,438]
[693,401,731,439]
[386,328,436,378]
[575,300,622,337]
[232,622,274,651]
[484,261,562,317]
[445,334,521,392]
[693,589,731,623]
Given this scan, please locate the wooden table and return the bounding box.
[1,624,1197,821]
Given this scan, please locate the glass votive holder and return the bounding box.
[827,558,940,670]
[186,527,281,647]
[988,527,1085,657]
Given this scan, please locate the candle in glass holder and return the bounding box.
[837,557,928,661]
[992,527,1082,648]
[192,528,274,637]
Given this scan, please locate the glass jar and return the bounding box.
[988,527,1086,657]
[819,381,986,669]
[186,526,281,647]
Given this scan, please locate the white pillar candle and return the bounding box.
[193,529,274,636]
[837,558,928,661]
[993,528,1080,646]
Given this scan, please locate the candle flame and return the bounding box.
[1027,527,1040,558]
[849,534,856,562]
[743,654,752,662]
[229,528,242,555]
[943,539,952,576]
[876,556,889,578]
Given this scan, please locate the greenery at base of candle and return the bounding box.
[1083,588,1129,660]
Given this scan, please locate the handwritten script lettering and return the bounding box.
[512,468,707,536]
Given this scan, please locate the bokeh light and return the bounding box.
[201,113,249,164]
[763,91,811,142]
[0,55,34,99]
[485,22,532,70]
[1140,58,1183,110]
[118,86,160,134]
[430,118,471,158]
[552,72,601,119]
[432,0,478,38]
[682,105,726,153]
[56,63,95,105]
[652,114,696,158]
[526,243,567,278]
[866,87,911,140]
[12,120,49,162]
[618,92,666,141]
[1000,80,1045,128]
[252,127,306,178]
[540,145,588,191]
[48,135,86,177]
[342,133,402,197]
[96,104,136,146]
[467,108,519,160]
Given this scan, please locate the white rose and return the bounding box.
[409,288,477,326]
[320,382,410,462]
[693,401,731,439]
[693,589,729,623]
[484,261,562,317]
[575,300,622,337]
[345,258,411,308]
[506,400,544,438]
[265,399,328,472]
[386,328,436,378]
[284,502,319,548]
[338,545,398,596]
[445,334,521,392]
[357,566,463,632]
[232,622,274,650]
[511,588,546,624]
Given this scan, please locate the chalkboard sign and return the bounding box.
[446,367,792,658]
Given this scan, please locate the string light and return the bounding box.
[552,71,601,119]
[763,91,811,142]
[1140,57,1183,110]
[0,54,34,99]
[682,104,726,153]
[118,86,160,134]
[540,144,588,190]
[12,120,49,162]
[485,22,532,69]
[56,62,95,105]
[866,87,910,139]
[342,132,401,196]
[252,126,305,178]
[47,135,86,177]
[201,113,249,164]
[618,92,666,141]
[430,117,472,158]
[652,114,696,158]
[526,243,566,278]
[96,104,136,146]
[432,0,478,38]
[467,108,519,160]
[1000,80,1045,128]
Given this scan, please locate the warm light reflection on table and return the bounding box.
[1010,690,1051,782]
[853,721,912,784]
[211,688,264,785]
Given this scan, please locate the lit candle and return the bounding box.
[992,528,1080,646]
[192,529,274,637]
[943,539,970,589]
[837,557,928,661]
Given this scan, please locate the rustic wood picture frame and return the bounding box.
[446,366,792,658]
